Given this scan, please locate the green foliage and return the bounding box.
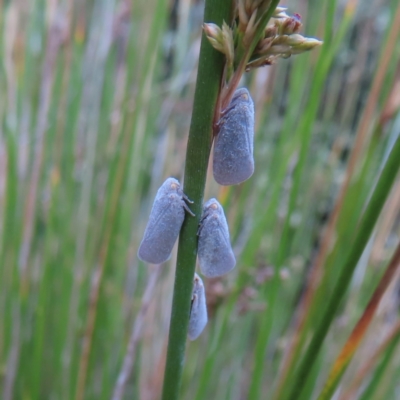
[0,1,399,400]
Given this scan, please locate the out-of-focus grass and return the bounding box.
[0,1,399,400]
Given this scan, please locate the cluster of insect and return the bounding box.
[138,88,254,340]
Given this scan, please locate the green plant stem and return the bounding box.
[317,242,400,400]
[359,332,400,400]
[160,1,232,399]
[284,134,400,400]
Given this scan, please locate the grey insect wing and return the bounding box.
[197,198,236,277]
[213,87,255,186]
[188,273,208,341]
[137,177,193,264]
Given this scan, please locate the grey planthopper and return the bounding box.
[197,198,236,277]
[213,87,255,185]
[188,273,208,341]
[137,177,194,264]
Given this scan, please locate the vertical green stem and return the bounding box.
[160,1,232,399]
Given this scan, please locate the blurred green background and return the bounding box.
[0,0,399,399]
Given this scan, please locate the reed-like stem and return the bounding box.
[285,134,400,400]
[160,1,232,399]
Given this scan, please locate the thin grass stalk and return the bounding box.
[76,0,170,399]
[317,242,400,400]
[357,330,400,400]
[3,304,20,400]
[16,14,65,399]
[160,1,232,398]
[49,10,75,389]
[296,0,400,341]
[112,265,161,400]
[74,3,115,398]
[18,12,64,293]
[194,298,236,400]
[1,5,22,287]
[238,0,343,273]
[1,6,20,363]
[251,4,353,398]
[284,134,400,400]
[60,40,88,400]
[53,3,74,170]
[2,110,23,400]
[339,319,400,400]
[276,4,400,395]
